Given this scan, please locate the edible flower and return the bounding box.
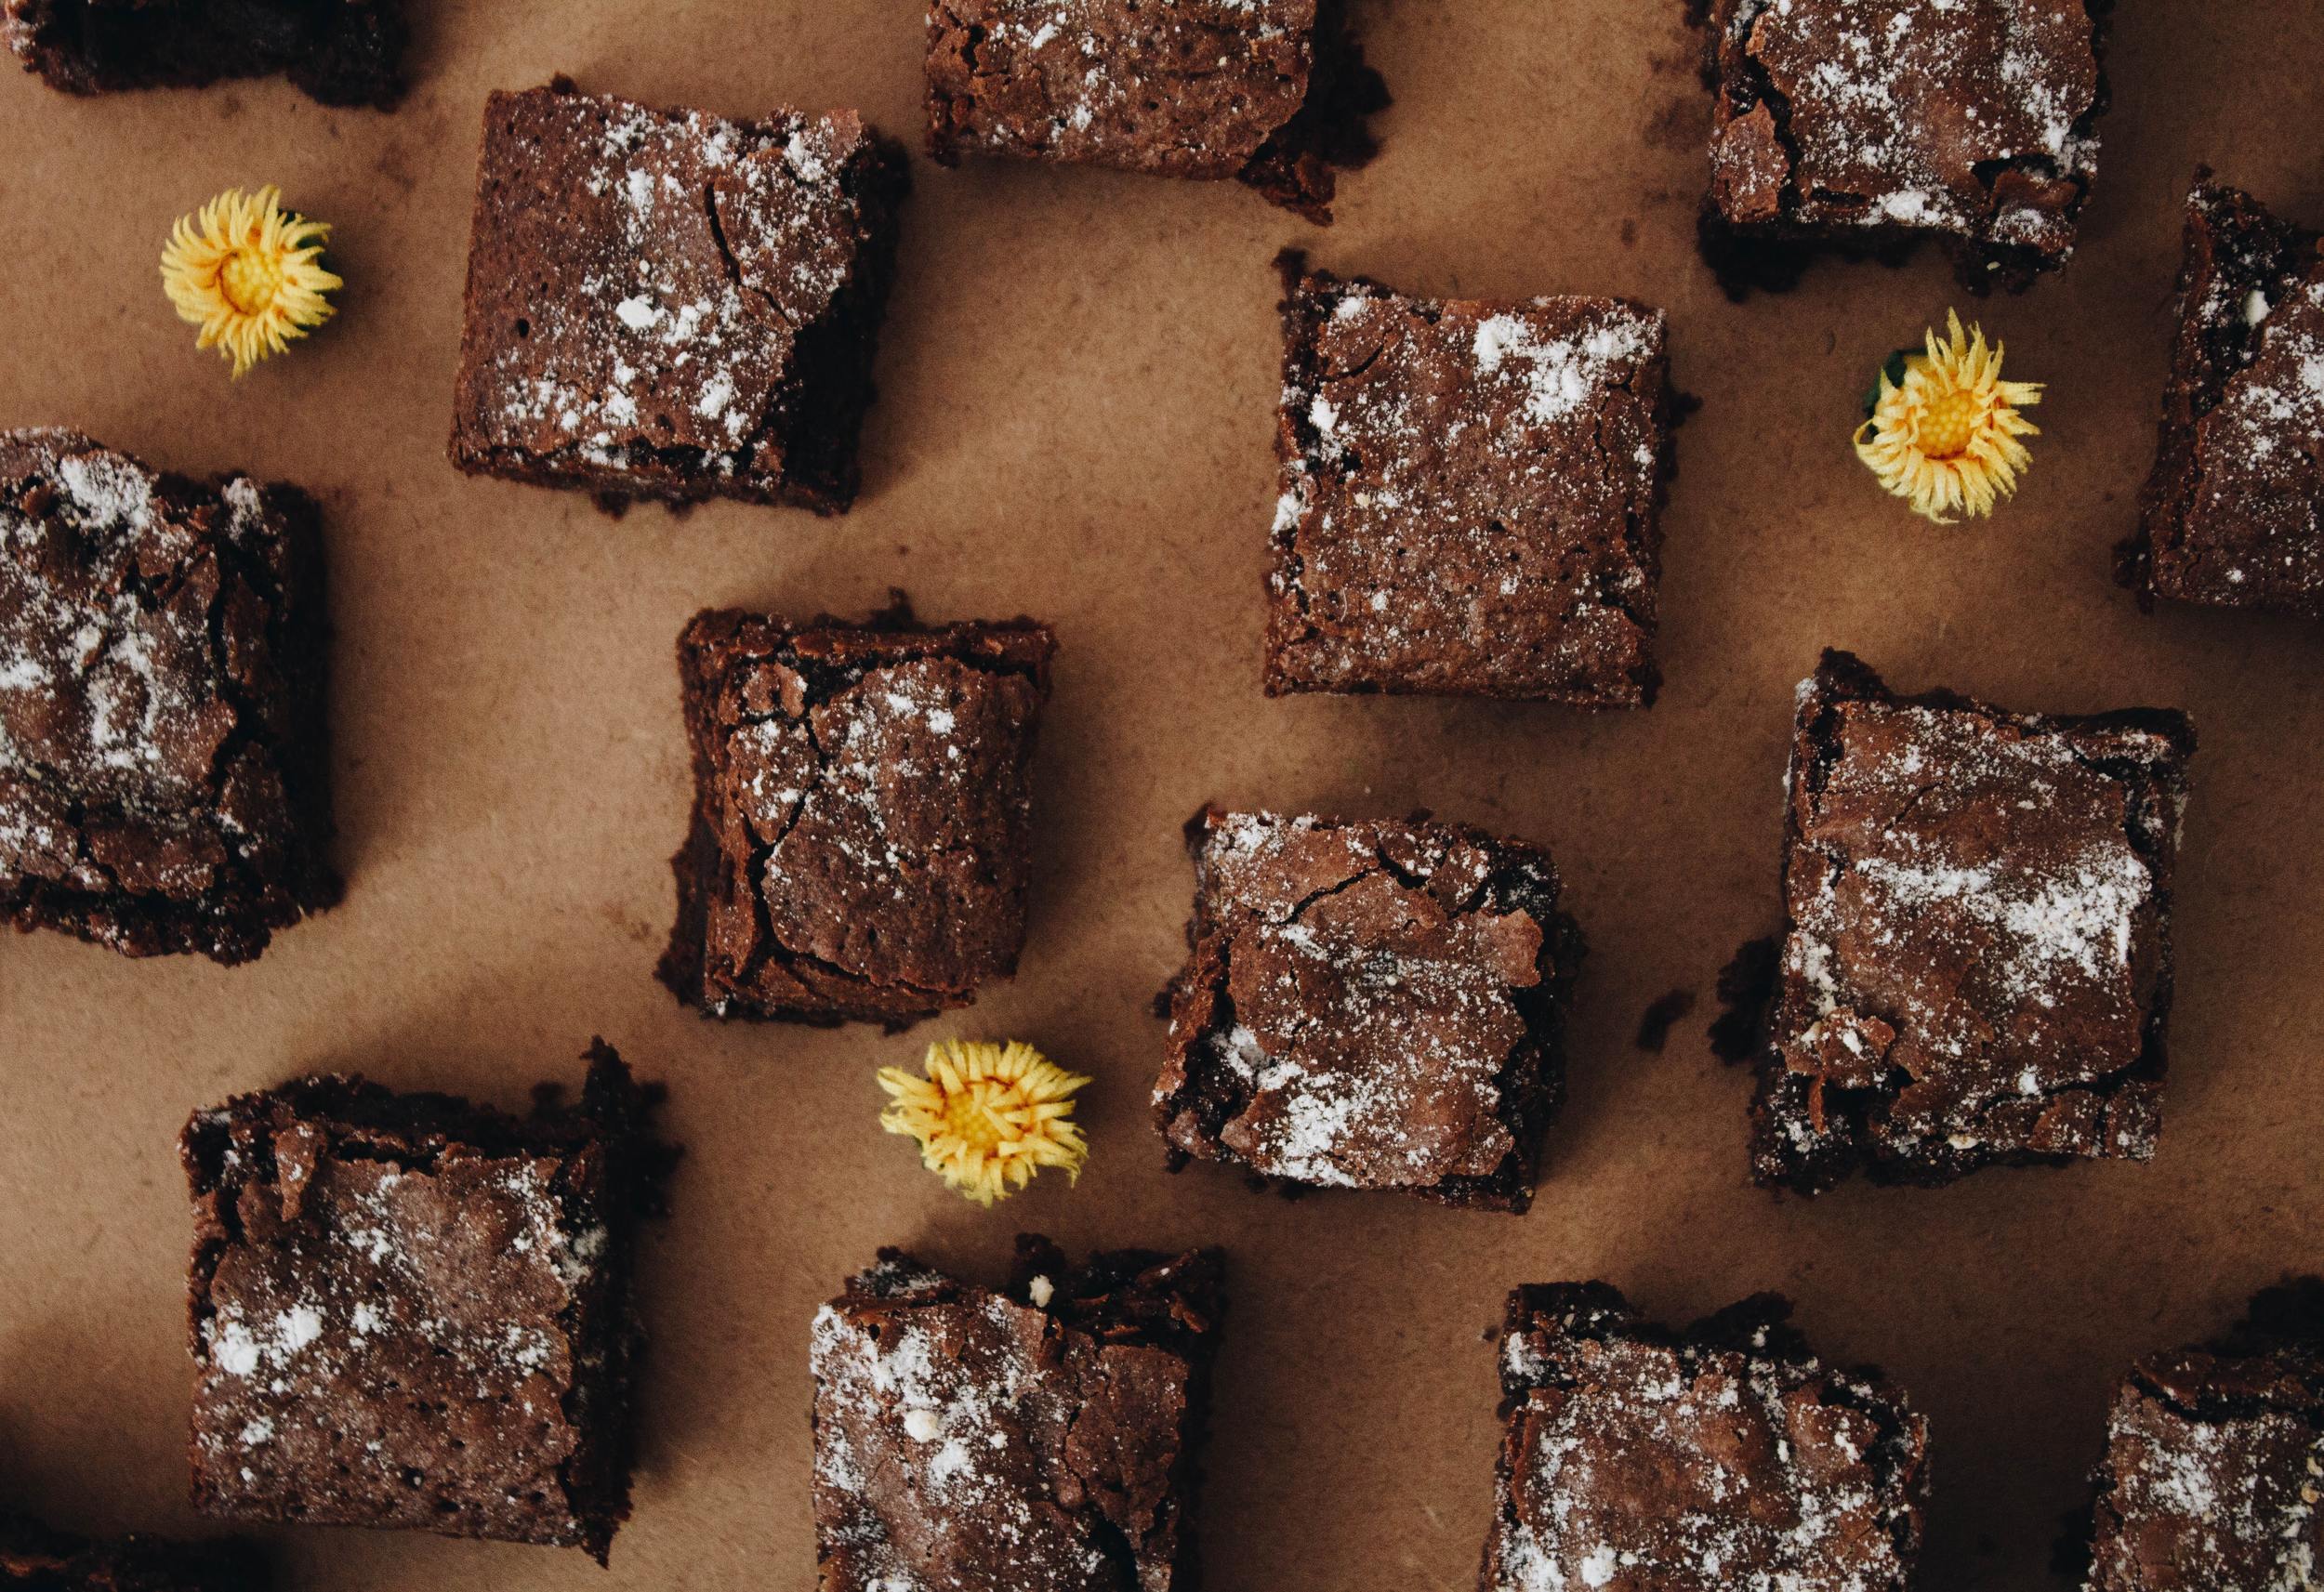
[1854,309,2041,523]
[160,185,341,377]
[878,1039,1090,1206]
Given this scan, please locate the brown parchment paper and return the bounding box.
[4,3,2323,1587]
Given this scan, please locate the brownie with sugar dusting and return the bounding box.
[2119,174,2324,620]
[2077,1279,2324,1592]
[924,0,1386,224]
[1154,808,1583,1211]
[3,0,404,108]
[181,1043,670,1561]
[449,79,907,516]
[1,429,337,965]
[1,1513,267,1592]
[657,600,1055,1029]
[1697,0,2110,296]
[1751,650,2195,1193]
[1482,1283,1929,1592]
[812,1238,1223,1592]
[1266,256,1672,707]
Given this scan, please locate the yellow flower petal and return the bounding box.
[878,1039,1091,1207]
[159,185,342,379]
[1853,308,2042,524]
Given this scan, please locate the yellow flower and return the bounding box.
[878,1039,1091,1207]
[160,186,342,378]
[1853,309,2042,523]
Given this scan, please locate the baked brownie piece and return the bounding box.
[1,1515,265,1591]
[657,601,1054,1028]
[1697,0,2108,296]
[2080,1280,2324,1592]
[812,1237,1223,1592]
[3,0,403,108]
[1483,1283,1928,1592]
[1155,809,1582,1210]
[1267,257,1671,706]
[449,80,908,516]
[925,0,1386,224]
[1,429,337,965]
[1752,651,2194,1193]
[182,1042,670,1561]
[2119,174,2324,620]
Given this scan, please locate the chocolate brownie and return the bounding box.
[1154,809,1583,1211]
[1267,257,1671,706]
[812,1237,1223,1592]
[657,601,1055,1028]
[1751,651,2194,1193]
[1,429,337,964]
[3,0,403,107]
[1,1515,265,1591]
[1697,0,2108,296]
[925,0,1386,224]
[449,80,907,516]
[1482,1283,1928,1592]
[2080,1281,2324,1592]
[2119,174,2324,620]
[182,1042,670,1561]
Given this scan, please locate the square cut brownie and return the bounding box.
[1483,1283,1928,1592]
[925,0,1386,224]
[812,1238,1222,1592]
[658,602,1055,1028]
[1,1515,266,1591]
[450,80,907,516]
[1,429,337,964]
[1698,0,2107,295]
[1154,809,1582,1211]
[4,0,403,108]
[1752,651,2194,1193]
[2119,175,2324,620]
[2080,1281,2324,1592]
[182,1043,669,1560]
[1267,257,1671,707]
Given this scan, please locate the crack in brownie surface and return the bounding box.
[1267,257,1670,705]
[1155,809,1581,1210]
[1482,1283,1928,1592]
[1753,651,2194,1191]
[0,428,337,963]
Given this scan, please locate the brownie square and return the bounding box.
[924,0,1385,224]
[1483,1283,1928,1592]
[2119,174,2324,620]
[812,1237,1222,1592]
[1,1515,265,1591]
[3,0,403,108]
[1752,651,2195,1193]
[2080,1281,2324,1592]
[1266,257,1671,707]
[657,602,1055,1028]
[0,429,338,965]
[449,80,907,516]
[1154,808,1582,1211]
[181,1043,669,1560]
[1698,0,2107,295]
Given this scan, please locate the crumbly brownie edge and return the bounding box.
[2,0,405,108]
[0,1513,272,1591]
[1233,0,1389,224]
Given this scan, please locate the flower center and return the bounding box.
[1915,387,1982,460]
[218,247,283,318]
[938,1083,1018,1156]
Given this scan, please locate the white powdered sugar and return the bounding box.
[1473,312,1658,425]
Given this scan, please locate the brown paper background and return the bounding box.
[4,2,2323,1587]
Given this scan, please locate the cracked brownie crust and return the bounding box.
[812,1237,1223,1592]
[2120,174,2324,620]
[3,0,404,107]
[2079,1281,2324,1592]
[658,602,1055,1028]
[2,1514,268,1591]
[0,429,337,964]
[1482,1283,1928,1592]
[1154,809,1582,1211]
[924,0,1386,224]
[1753,651,2195,1193]
[182,1043,670,1561]
[1697,0,2108,296]
[1266,257,1671,706]
[450,80,907,516]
